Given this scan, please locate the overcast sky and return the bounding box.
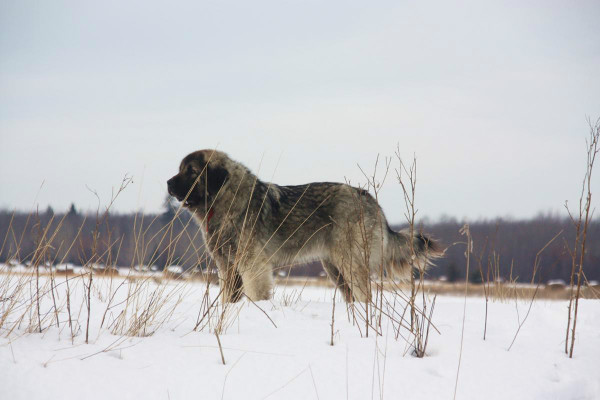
[1,0,599,223]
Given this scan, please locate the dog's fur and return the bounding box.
[167,150,440,303]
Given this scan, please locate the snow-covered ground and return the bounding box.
[0,274,598,400]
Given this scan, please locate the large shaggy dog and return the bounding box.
[167,150,440,303]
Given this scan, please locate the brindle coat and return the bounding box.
[167,150,440,303]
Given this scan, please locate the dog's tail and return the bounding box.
[386,227,443,279]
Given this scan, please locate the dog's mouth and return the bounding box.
[169,192,196,208]
[173,194,197,208]
[183,199,198,207]
[168,187,197,207]
[178,194,202,208]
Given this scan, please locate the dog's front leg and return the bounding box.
[213,251,244,303]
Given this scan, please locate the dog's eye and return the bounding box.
[186,166,196,175]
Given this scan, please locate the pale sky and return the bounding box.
[1,0,599,223]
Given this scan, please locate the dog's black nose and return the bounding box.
[167,178,175,194]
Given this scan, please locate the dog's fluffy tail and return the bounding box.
[386,228,443,279]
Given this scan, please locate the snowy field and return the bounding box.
[0,273,598,400]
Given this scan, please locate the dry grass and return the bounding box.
[3,271,595,300]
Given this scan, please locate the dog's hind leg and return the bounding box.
[332,256,371,303]
[344,261,371,303]
[322,260,354,302]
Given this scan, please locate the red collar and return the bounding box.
[206,208,215,230]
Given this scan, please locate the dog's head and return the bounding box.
[167,150,229,209]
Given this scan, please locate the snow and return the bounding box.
[547,279,567,286]
[56,263,76,271]
[0,274,598,400]
[165,265,184,275]
[133,264,150,272]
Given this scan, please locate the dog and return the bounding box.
[167,150,440,303]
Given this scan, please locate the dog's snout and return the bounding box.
[167,177,175,194]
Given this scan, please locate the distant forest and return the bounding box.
[0,202,598,283]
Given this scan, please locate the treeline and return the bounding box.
[0,205,597,282]
[406,215,599,283]
[0,202,209,271]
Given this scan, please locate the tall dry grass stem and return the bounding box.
[565,117,599,358]
[453,224,472,400]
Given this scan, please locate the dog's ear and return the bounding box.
[206,165,229,195]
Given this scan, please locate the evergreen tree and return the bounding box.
[447,262,459,282]
[67,203,77,216]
